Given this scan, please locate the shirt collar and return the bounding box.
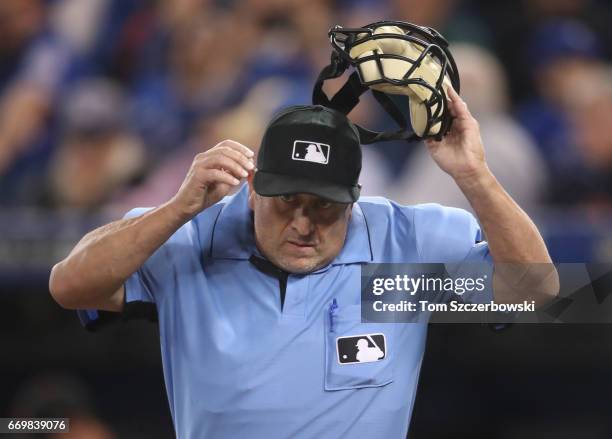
[209,184,373,265]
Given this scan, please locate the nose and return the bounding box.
[291,207,315,237]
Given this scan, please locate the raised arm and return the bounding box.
[424,87,559,305]
[49,140,255,311]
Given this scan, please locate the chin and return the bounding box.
[279,256,324,274]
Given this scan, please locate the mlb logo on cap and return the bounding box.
[292,140,330,165]
[336,333,387,365]
[253,105,362,203]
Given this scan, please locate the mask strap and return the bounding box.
[371,90,408,130]
[356,124,418,144]
[313,53,423,144]
[328,71,369,114]
[313,59,369,114]
[312,53,348,108]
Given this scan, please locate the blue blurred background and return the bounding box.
[1,0,612,438]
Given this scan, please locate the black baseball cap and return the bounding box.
[253,105,362,203]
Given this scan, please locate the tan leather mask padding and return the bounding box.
[349,26,452,136]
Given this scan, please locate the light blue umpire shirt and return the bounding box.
[119,183,492,439]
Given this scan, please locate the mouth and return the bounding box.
[286,240,317,253]
[288,240,316,247]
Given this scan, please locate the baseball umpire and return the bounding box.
[49,21,559,439]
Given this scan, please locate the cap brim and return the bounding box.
[253,171,360,203]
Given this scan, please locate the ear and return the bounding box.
[247,171,256,210]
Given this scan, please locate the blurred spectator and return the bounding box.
[516,20,603,167]
[527,20,601,107]
[244,0,333,71]
[390,43,547,211]
[233,0,334,96]
[548,65,612,213]
[523,0,612,60]
[130,6,259,160]
[475,0,612,104]
[49,0,114,56]
[45,78,145,210]
[392,0,492,46]
[0,0,78,201]
[109,0,341,210]
[108,76,300,214]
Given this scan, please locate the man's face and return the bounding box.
[248,183,352,274]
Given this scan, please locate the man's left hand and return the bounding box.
[425,86,488,183]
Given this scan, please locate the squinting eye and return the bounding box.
[280,194,295,203]
[318,200,333,209]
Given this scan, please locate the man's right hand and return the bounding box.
[49,139,255,311]
[169,140,255,221]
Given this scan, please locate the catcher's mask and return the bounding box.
[312,20,460,144]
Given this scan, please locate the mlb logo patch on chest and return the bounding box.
[336,333,387,365]
[292,140,330,164]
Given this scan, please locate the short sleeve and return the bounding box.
[413,203,494,303]
[413,203,484,262]
[122,208,156,307]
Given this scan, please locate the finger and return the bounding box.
[446,85,459,101]
[425,138,445,151]
[201,168,241,186]
[203,154,250,179]
[216,139,255,158]
[444,87,459,118]
[212,146,255,172]
[446,87,471,121]
[200,147,254,174]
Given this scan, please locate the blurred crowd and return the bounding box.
[3,1,612,436]
[0,0,612,217]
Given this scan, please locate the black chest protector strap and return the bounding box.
[249,255,289,311]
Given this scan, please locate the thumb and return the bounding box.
[425,138,441,150]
